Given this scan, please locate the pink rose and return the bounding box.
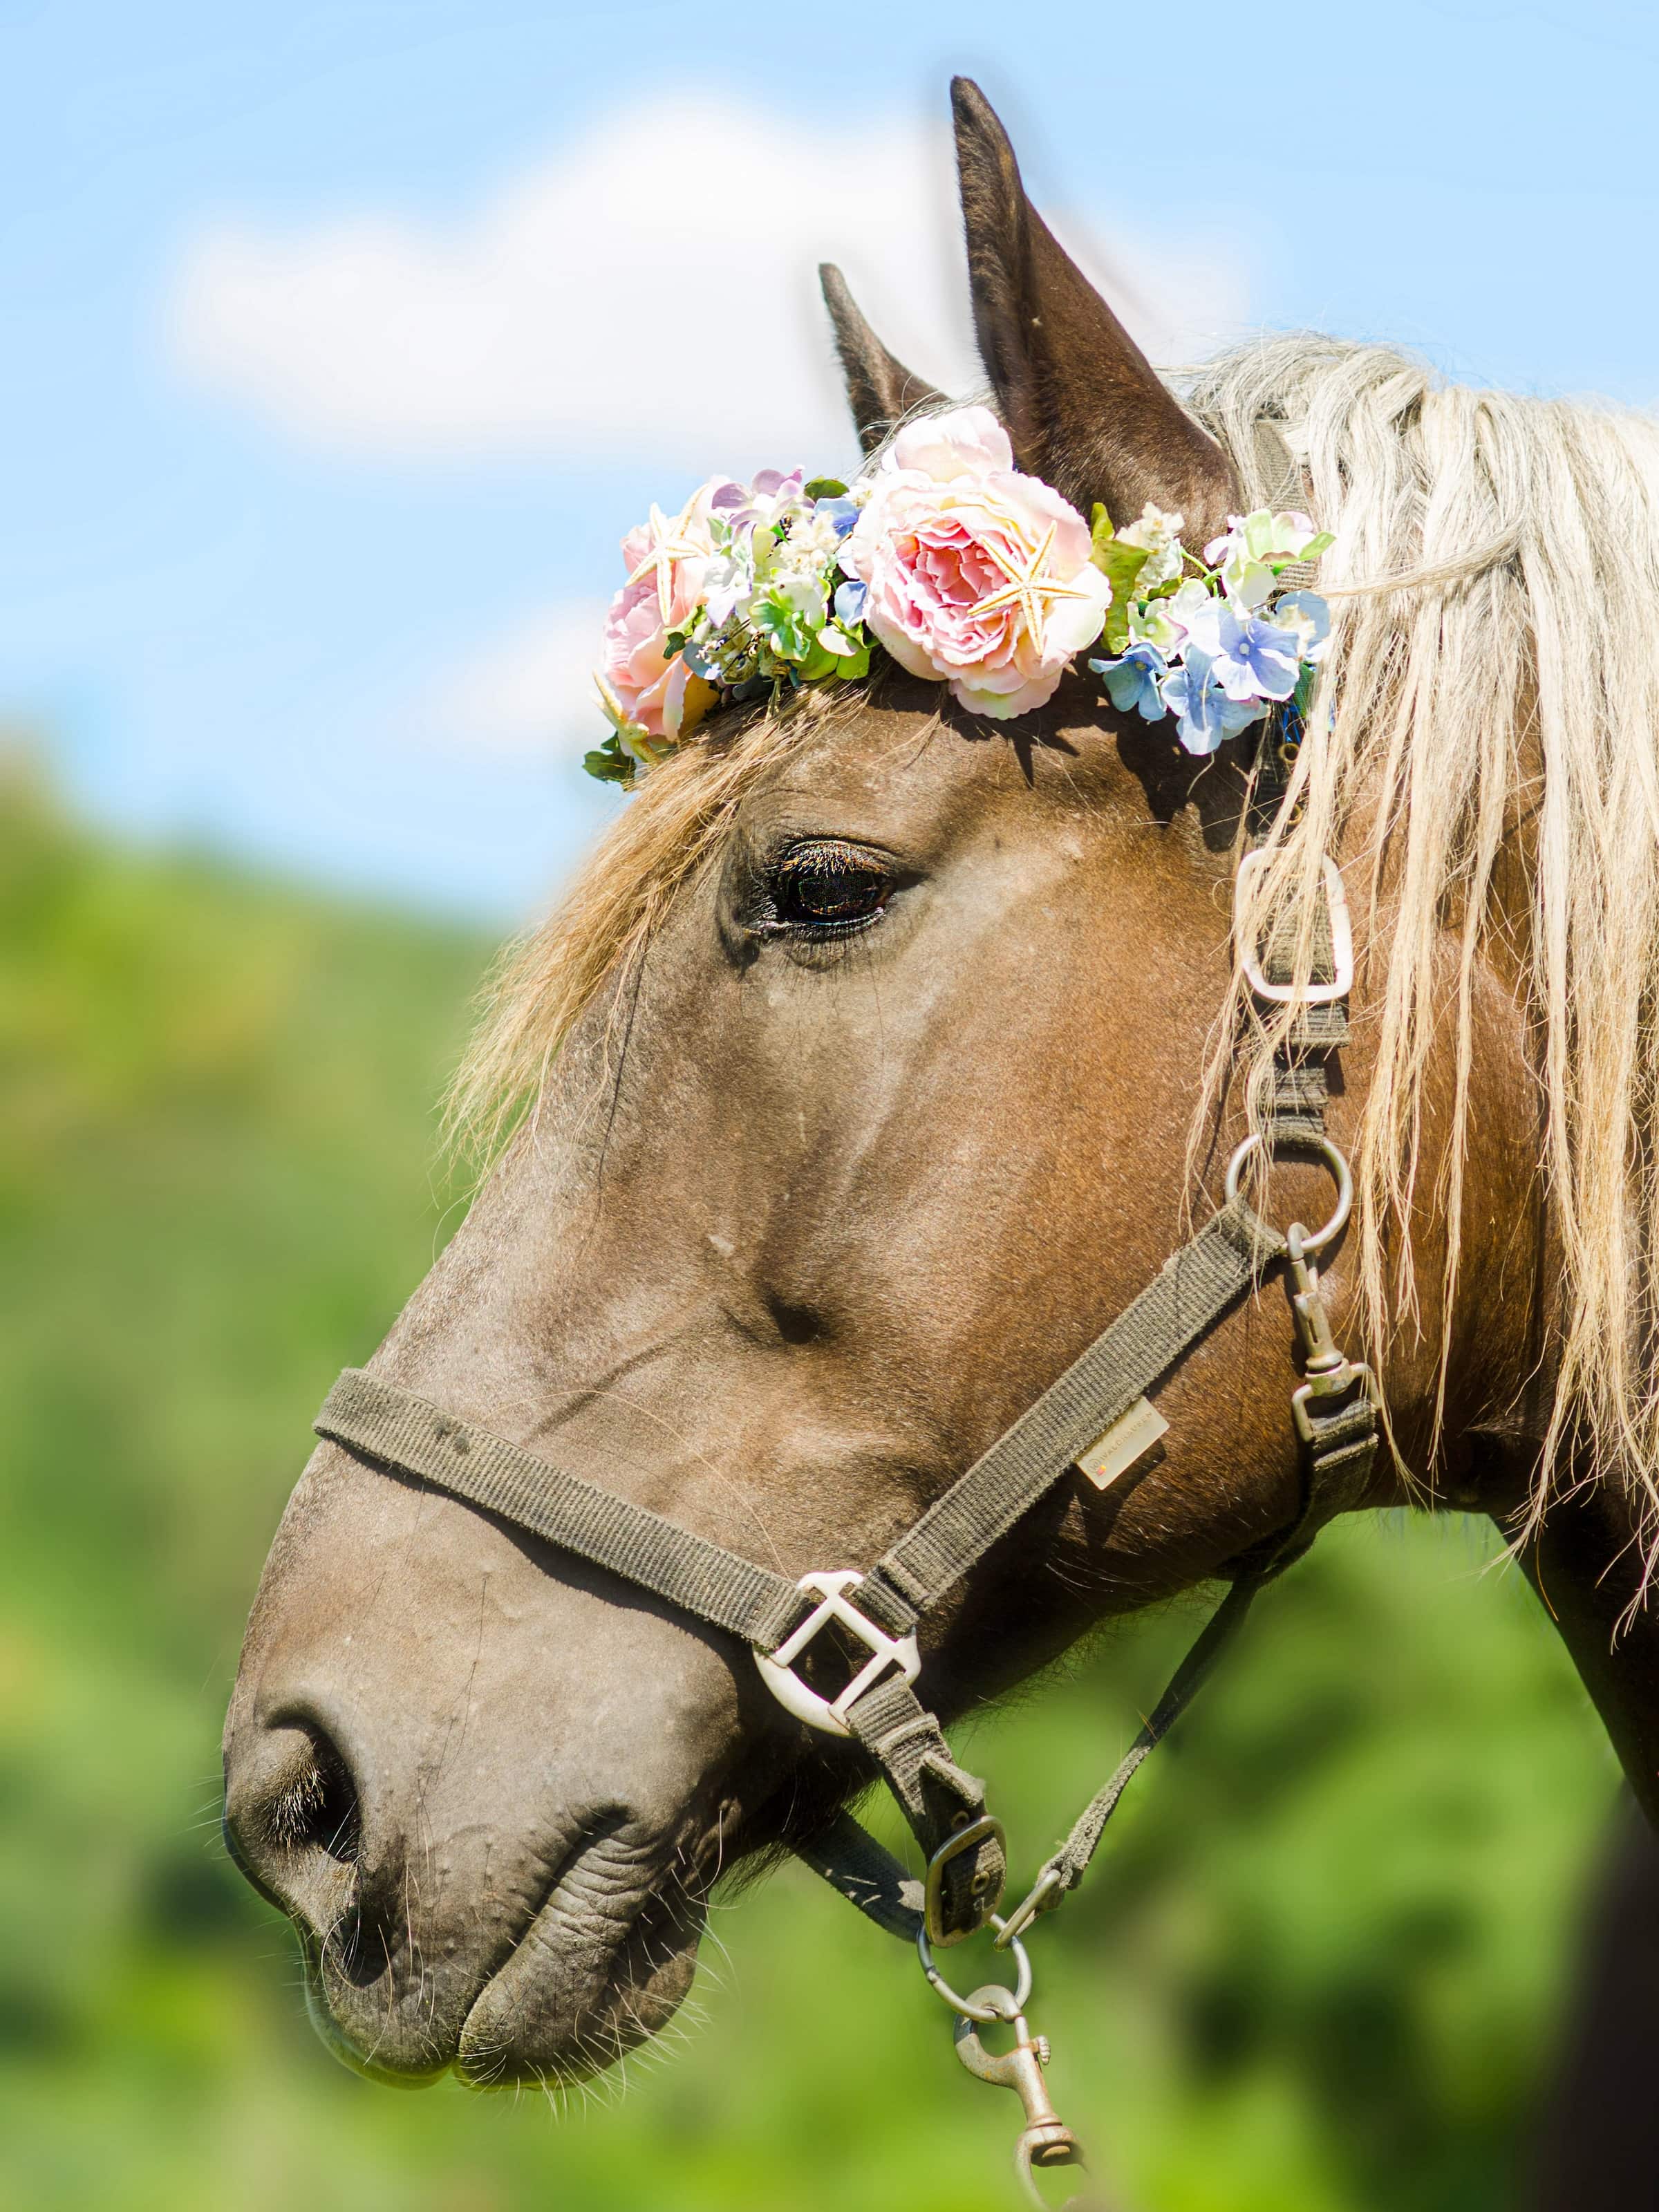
[841,406,1110,718]
[599,479,730,740]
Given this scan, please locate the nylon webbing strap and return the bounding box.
[801,1564,1274,1949]
[859,1197,1282,1633]
[1250,415,1318,591]
[315,1369,805,1651]
[843,1673,1005,1931]
[1035,1568,1266,1904]
[793,1810,926,1942]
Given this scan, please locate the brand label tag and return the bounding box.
[1076,1398,1169,1490]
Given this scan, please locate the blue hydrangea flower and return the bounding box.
[1209,605,1302,703]
[814,495,861,539]
[833,578,868,626]
[1160,650,1268,756]
[1089,639,1168,720]
[1273,589,1331,663]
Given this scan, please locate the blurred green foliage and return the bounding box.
[0,767,1622,2211]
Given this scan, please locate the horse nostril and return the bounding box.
[224,1717,365,1933]
[268,1727,362,1866]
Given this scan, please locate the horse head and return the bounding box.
[222,79,1659,2097]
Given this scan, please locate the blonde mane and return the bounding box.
[453,332,1659,1560]
[1192,334,1659,1564]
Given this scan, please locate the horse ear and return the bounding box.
[819,263,944,458]
[950,77,1235,533]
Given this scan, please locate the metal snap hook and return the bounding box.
[950,1984,1087,2209]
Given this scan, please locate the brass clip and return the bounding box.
[953,1985,1086,2208]
[1286,1225,1376,1444]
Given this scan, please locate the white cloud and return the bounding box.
[424,598,608,757]
[169,90,1253,476]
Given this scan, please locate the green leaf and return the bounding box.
[583,740,635,785]
[1098,549,1153,646]
[1089,503,1117,566]
[1100,540,1152,597]
[794,642,841,684]
[803,476,848,500]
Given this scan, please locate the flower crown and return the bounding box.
[588,406,1332,783]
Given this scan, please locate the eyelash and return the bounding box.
[760,838,892,939]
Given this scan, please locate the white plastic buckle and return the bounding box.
[1235,850,1354,1006]
[753,1570,921,1738]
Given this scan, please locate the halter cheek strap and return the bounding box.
[312,826,1377,1962]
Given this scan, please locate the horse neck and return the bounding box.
[1510,1464,1659,1824]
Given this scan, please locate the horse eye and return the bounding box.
[770,839,891,935]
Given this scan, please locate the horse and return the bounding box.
[223,73,1659,2166]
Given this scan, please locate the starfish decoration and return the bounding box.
[969,523,1093,650]
[594,675,671,771]
[594,672,635,735]
[626,498,708,624]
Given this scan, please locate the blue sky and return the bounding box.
[6,0,1659,922]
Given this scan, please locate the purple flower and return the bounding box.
[723,468,807,534]
[1089,640,1168,720]
[1209,605,1302,703]
[1159,650,1268,756]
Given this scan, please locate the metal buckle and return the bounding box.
[1292,1367,1376,1445]
[924,1814,1007,1945]
[1235,849,1354,1005]
[753,1570,921,1738]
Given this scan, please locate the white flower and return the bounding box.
[1129,596,1187,653]
[1165,577,1224,656]
[1203,509,1331,609]
[702,534,757,628]
[1202,517,1275,610]
[1119,501,1187,590]
[774,509,847,577]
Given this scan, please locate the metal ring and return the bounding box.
[916,1915,1033,2021]
[1224,1130,1353,1257]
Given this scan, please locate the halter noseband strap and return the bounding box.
[312,794,1376,1962]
